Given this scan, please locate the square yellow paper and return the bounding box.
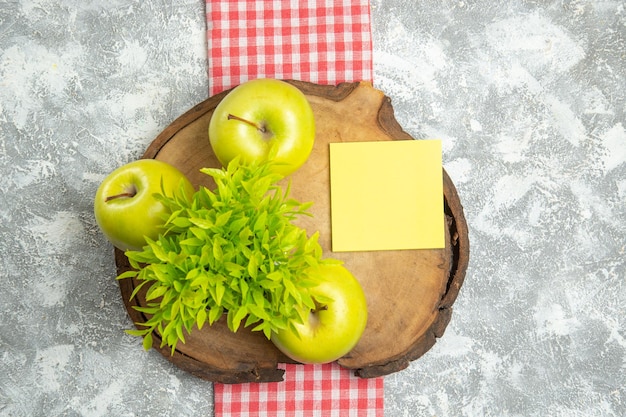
[329,140,445,252]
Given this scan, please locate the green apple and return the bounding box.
[208,78,315,176]
[94,159,195,251]
[271,263,368,364]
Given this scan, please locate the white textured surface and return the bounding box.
[1,1,625,416]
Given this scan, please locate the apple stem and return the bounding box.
[105,186,137,202]
[312,301,328,314]
[227,114,267,133]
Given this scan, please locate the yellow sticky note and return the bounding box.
[329,140,445,252]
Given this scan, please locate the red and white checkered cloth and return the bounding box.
[207,1,381,415]
[214,363,384,417]
[206,0,373,95]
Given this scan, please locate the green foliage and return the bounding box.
[117,157,329,354]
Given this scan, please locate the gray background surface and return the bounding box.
[1,0,624,416]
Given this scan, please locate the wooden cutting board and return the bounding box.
[115,81,470,383]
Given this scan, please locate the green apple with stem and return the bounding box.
[208,78,315,176]
[271,263,368,364]
[94,159,195,252]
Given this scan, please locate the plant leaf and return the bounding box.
[116,270,138,280]
[209,305,222,324]
[229,305,248,333]
[142,332,153,351]
[215,210,232,228]
[146,284,168,301]
[197,308,207,329]
[190,217,214,229]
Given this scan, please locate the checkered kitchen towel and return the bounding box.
[206,1,380,415]
[206,0,373,95]
[214,363,384,417]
